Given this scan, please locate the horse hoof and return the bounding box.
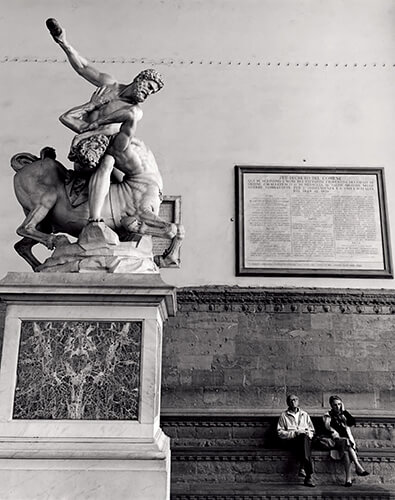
[177,224,186,239]
[55,235,71,246]
[155,254,179,268]
[46,236,57,250]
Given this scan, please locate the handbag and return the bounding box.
[314,436,335,451]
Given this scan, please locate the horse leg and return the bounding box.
[16,192,58,249]
[154,225,185,267]
[122,210,178,239]
[14,237,42,271]
[121,210,185,267]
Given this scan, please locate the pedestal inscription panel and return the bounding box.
[13,320,142,420]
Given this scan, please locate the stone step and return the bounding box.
[170,482,395,500]
[171,448,395,486]
[162,414,395,450]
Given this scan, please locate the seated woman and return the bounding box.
[323,395,369,487]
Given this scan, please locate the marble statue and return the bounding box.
[11,19,184,273]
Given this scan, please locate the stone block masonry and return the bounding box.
[161,287,395,411]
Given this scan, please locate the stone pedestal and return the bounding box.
[0,272,176,500]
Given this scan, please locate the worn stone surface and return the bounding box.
[170,449,390,486]
[161,288,395,500]
[164,412,395,492]
[162,415,395,450]
[161,287,395,411]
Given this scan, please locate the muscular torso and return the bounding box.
[82,82,132,124]
[88,97,129,123]
[108,137,163,192]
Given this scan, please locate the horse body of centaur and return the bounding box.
[11,147,183,271]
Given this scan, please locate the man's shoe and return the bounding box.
[304,476,316,487]
[298,467,306,478]
[356,470,370,477]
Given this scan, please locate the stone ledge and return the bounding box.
[0,431,170,460]
[161,411,395,426]
[171,447,395,463]
[176,286,395,314]
[161,413,395,450]
[0,271,177,317]
[171,482,395,500]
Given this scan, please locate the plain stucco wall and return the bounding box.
[2,0,395,288]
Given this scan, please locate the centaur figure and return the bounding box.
[12,19,184,271]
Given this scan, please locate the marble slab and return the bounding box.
[13,320,142,420]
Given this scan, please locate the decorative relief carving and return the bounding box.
[177,287,395,314]
[172,451,395,463]
[162,416,395,429]
[163,421,269,428]
[172,492,392,500]
[174,497,310,500]
[13,320,142,420]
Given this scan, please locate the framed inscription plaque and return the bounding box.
[235,166,392,277]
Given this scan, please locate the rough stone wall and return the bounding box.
[162,287,395,411]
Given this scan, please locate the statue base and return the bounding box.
[0,436,170,499]
[37,223,159,273]
[0,272,175,500]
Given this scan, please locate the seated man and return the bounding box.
[277,394,316,487]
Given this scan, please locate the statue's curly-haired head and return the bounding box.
[68,134,109,170]
[133,69,164,90]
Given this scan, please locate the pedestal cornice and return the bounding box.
[0,272,177,319]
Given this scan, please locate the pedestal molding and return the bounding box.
[0,429,170,460]
[0,272,177,318]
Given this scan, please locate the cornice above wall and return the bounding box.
[177,287,395,314]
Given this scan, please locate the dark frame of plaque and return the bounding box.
[235,166,393,278]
